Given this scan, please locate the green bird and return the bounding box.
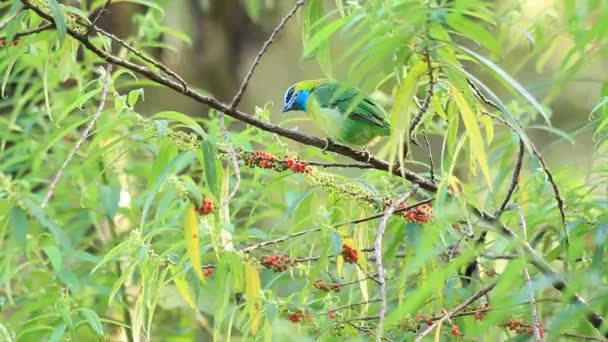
[282,80,391,148]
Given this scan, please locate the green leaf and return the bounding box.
[10,207,27,249]
[141,152,195,228]
[329,231,343,256]
[78,308,104,335]
[201,141,220,199]
[128,88,144,107]
[451,85,493,191]
[302,16,348,60]
[151,111,208,140]
[100,184,121,219]
[446,14,500,55]
[48,0,67,45]
[455,43,551,125]
[21,198,72,250]
[49,324,66,342]
[109,260,138,306]
[42,245,62,273]
[91,240,132,274]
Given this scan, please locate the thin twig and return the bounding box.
[422,130,435,181]
[230,0,306,109]
[409,29,435,144]
[219,113,241,205]
[0,8,22,32]
[0,23,53,41]
[496,137,524,216]
[374,184,420,341]
[483,111,568,243]
[305,161,376,169]
[496,222,606,335]
[240,199,433,253]
[41,64,113,208]
[414,282,497,342]
[516,206,542,342]
[88,0,112,30]
[562,332,608,341]
[93,26,188,91]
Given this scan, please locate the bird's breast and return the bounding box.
[306,99,347,140]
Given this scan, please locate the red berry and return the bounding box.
[11,40,18,47]
[203,267,213,277]
[328,308,336,319]
[451,325,462,338]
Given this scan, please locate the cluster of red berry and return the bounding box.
[470,304,491,320]
[341,244,359,263]
[203,267,213,277]
[242,151,312,173]
[314,278,340,292]
[288,310,314,323]
[196,198,214,215]
[0,39,19,47]
[501,319,544,337]
[398,203,432,223]
[260,254,293,272]
[246,151,277,169]
[451,325,462,338]
[285,156,312,173]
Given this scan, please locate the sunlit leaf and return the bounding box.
[184,204,205,281]
[451,86,493,191]
[245,261,262,335]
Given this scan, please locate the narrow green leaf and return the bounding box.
[78,308,104,335]
[100,184,121,219]
[455,43,551,125]
[329,231,343,256]
[151,111,208,140]
[201,141,220,199]
[21,198,72,249]
[49,324,66,342]
[48,0,67,45]
[141,152,195,228]
[42,245,62,273]
[10,207,27,249]
[451,86,493,191]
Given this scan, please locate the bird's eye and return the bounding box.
[284,87,295,104]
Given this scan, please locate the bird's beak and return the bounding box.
[281,104,290,113]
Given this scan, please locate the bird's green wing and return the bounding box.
[312,81,390,129]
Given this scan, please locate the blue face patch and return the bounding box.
[282,88,310,112]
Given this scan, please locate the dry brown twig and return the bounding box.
[41,65,113,208]
[374,184,420,341]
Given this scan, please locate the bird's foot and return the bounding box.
[358,148,372,162]
[321,138,335,153]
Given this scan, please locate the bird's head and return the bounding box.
[282,80,320,112]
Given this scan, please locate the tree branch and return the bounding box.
[495,137,524,216]
[41,64,113,208]
[230,0,306,109]
[21,0,439,193]
[414,282,497,342]
[375,184,420,341]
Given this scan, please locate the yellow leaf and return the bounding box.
[245,261,262,335]
[447,175,463,196]
[170,265,196,309]
[263,318,272,342]
[184,204,204,281]
[380,60,428,168]
[451,86,493,191]
[481,114,494,145]
[336,255,344,277]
